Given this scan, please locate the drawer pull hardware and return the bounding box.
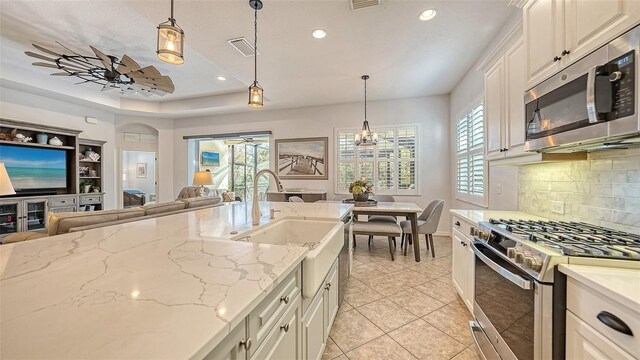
[280,324,290,332]
[454,221,460,226]
[554,56,562,62]
[280,295,290,304]
[325,282,331,291]
[239,338,252,350]
[561,49,570,56]
[597,311,633,336]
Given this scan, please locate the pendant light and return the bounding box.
[157,0,185,65]
[355,75,378,146]
[248,0,264,108]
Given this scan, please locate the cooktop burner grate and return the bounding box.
[487,218,640,259]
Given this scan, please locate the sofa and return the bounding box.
[2,196,223,245]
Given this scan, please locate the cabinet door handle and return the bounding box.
[325,282,331,291]
[561,49,570,56]
[454,221,460,226]
[280,323,290,332]
[597,311,633,336]
[280,295,290,304]
[239,337,252,350]
[554,56,562,62]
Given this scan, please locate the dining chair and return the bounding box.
[288,196,304,203]
[352,220,401,261]
[400,199,445,257]
[368,194,396,223]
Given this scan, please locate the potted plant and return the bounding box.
[80,180,94,194]
[349,179,373,202]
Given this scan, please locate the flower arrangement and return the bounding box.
[348,179,372,195]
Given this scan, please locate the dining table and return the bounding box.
[318,200,424,262]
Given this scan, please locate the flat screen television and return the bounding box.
[0,144,68,192]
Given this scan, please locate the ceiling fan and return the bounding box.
[223,137,269,145]
[25,43,175,96]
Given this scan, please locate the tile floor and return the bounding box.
[323,235,480,360]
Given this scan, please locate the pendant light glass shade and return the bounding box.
[248,0,264,108]
[249,82,264,108]
[157,0,184,65]
[355,75,378,146]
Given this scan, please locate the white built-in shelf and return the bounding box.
[79,160,100,163]
[79,176,101,179]
[0,140,75,151]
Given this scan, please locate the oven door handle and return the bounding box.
[586,65,599,123]
[471,242,533,290]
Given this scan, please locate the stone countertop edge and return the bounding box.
[558,264,640,313]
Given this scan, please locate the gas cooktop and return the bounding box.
[487,218,640,260]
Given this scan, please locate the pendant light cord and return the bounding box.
[170,0,175,24]
[364,77,367,122]
[254,8,258,84]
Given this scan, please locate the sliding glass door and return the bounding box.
[231,143,269,201]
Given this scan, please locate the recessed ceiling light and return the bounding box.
[419,9,437,21]
[312,29,327,39]
[216,76,226,81]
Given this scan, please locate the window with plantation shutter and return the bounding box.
[456,101,486,204]
[336,126,418,195]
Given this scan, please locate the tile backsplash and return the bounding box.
[518,148,640,234]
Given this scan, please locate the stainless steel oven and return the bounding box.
[470,241,553,360]
[524,25,640,152]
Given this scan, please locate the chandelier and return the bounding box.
[355,75,378,146]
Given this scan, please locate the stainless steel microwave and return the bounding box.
[524,25,640,152]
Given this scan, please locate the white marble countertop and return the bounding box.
[559,264,640,312]
[0,201,353,359]
[450,209,548,225]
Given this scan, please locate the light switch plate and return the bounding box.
[551,201,565,214]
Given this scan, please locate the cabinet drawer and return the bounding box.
[50,206,77,213]
[452,216,474,239]
[566,311,634,360]
[567,277,640,354]
[251,293,301,360]
[79,195,102,205]
[49,196,76,208]
[248,267,300,357]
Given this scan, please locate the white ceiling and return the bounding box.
[0,0,516,117]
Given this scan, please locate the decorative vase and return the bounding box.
[84,148,95,157]
[353,193,370,202]
[49,137,63,146]
[36,132,48,144]
[83,185,92,193]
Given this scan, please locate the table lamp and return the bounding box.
[193,170,213,188]
[0,163,16,196]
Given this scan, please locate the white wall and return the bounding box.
[173,96,453,233]
[0,86,118,208]
[448,12,522,211]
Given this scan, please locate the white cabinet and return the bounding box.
[524,0,640,87]
[302,258,339,360]
[323,263,339,337]
[451,216,475,314]
[484,37,527,161]
[205,320,248,360]
[303,288,325,360]
[566,312,634,360]
[485,58,505,160]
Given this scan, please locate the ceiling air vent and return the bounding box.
[350,0,380,10]
[227,37,260,57]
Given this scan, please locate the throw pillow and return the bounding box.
[222,191,236,202]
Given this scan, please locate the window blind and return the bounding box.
[336,126,418,195]
[456,103,485,198]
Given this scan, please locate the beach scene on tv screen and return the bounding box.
[0,146,67,189]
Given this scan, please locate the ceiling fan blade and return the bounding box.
[89,45,113,70]
[25,51,59,63]
[116,55,141,75]
[50,72,73,76]
[31,44,63,58]
[129,65,162,79]
[32,61,60,69]
[56,41,91,60]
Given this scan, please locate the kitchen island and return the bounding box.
[0,201,352,359]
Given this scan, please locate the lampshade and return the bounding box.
[193,170,213,186]
[0,163,16,196]
[157,23,184,65]
[248,82,264,108]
